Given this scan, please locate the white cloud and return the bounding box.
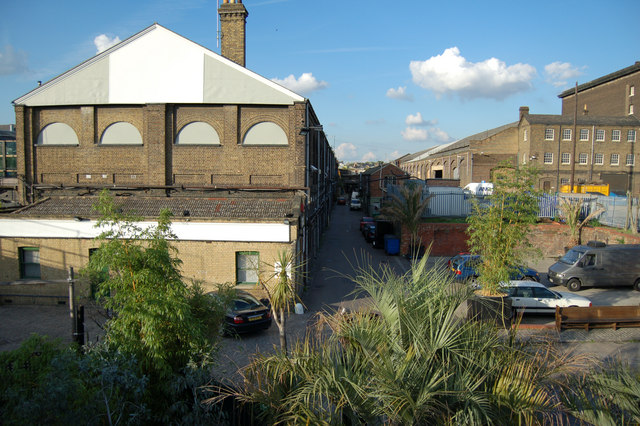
[335,142,357,161]
[0,44,28,75]
[544,61,585,87]
[405,112,438,126]
[401,126,452,142]
[387,150,402,161]
[361,152,376,162]
[386,86,413,101]
[94,34,121,54]
[271,72,328,95]
[401,127,428,141]
[410,47,536,100]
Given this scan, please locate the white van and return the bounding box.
[463,182,493,196]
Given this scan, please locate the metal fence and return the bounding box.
[384,184,640,231]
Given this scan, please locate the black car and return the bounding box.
[219,291,272,335]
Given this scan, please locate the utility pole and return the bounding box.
[570,82,578,193]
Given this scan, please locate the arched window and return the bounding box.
[243,122,287,145]
[100,122,142,145]
[453,167,459,179]
[37,123,79,145]
[176,122,220,145]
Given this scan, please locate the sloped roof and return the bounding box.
[12,195,297,221]
[558,62,640,99]
[14,24,305,107]
[522,114,640,126]
[362,163,407,176]
[405,121,518,163]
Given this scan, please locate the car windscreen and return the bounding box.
[558,249,586,265]
[234,294,262,311]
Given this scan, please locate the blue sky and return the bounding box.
[1,0,638,162]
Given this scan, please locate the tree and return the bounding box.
[258,250,304,353]
[380,182,432,259]
[557,197,605,247]
[466,164,541,296]
[214,255,588,424]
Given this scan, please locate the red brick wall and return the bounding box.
[399,222,640,257]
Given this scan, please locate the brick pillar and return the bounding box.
[144,104,167,186]
[218,0,248,67]
[14,105,31,204]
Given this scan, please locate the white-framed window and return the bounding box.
[611,154,619,166]
[236,251,259,285]
[523,130,528,141]
[579,129,589,141]
[543,152,553,164]
[19,247,41,279]
[562,129,571,141]
[545,128,555,140]
[612,130,621,142]
[631,105,635,115]
[627,154,635,166]
[578,153,588,164]
[595,129,605,142]
[628,130,636,142]
[594,153,604,165]
[631,85,636,97]
[561,153,571,165]
[560,178,569,185]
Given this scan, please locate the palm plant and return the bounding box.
[380,183,432,259]
[556,197,605,247]
[212,255,587,424]
[258,250,304,354]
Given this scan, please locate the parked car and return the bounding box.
[350,198,362,210]
[337,196,346,205]
[210,290,272,335]
[448,253,540,282]
[364,223,376,242]
[548,241,640,291]
[360,216,374,232]
[502,280,592,314]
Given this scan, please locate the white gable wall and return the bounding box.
[14,24,305,107]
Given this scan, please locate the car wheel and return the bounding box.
[634,278,640,292]
[567,278,582,292]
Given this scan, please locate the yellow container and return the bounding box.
[559,184,609,196]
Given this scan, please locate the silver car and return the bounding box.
[502,281,592,314]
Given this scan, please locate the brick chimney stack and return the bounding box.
[218,0,248,67]
[519,106,530,120]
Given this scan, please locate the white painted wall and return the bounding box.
[0,219,290,243]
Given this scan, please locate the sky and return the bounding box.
[1,0,639,163]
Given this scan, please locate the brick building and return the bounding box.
[360,163,409,215]
[559,62,639,119]
[1,0,336,295]
[518,106,640,194]
[399,122,518,186]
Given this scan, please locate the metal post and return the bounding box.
[68,267,76,343]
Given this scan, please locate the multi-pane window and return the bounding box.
[628,130,636,142]
[578,153,588,164]
[612,130,621,142]
[562,129,571,141]
[545,128,554,140]
[236,251,259,284]
[543,152,553,164]
[0,139,17,178]
[523,130,528,141]
[579,129,589,141]
[561,153,571,164]
[595,129,605,142]
[627,154,635,166]
[19,248,41,279]
[631,105,635,115]
[560,178,569,185]
[631,85,636,97]
[594,153,604,165]
[611,154,619,166]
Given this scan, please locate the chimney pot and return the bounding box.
[218,0,248,67]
